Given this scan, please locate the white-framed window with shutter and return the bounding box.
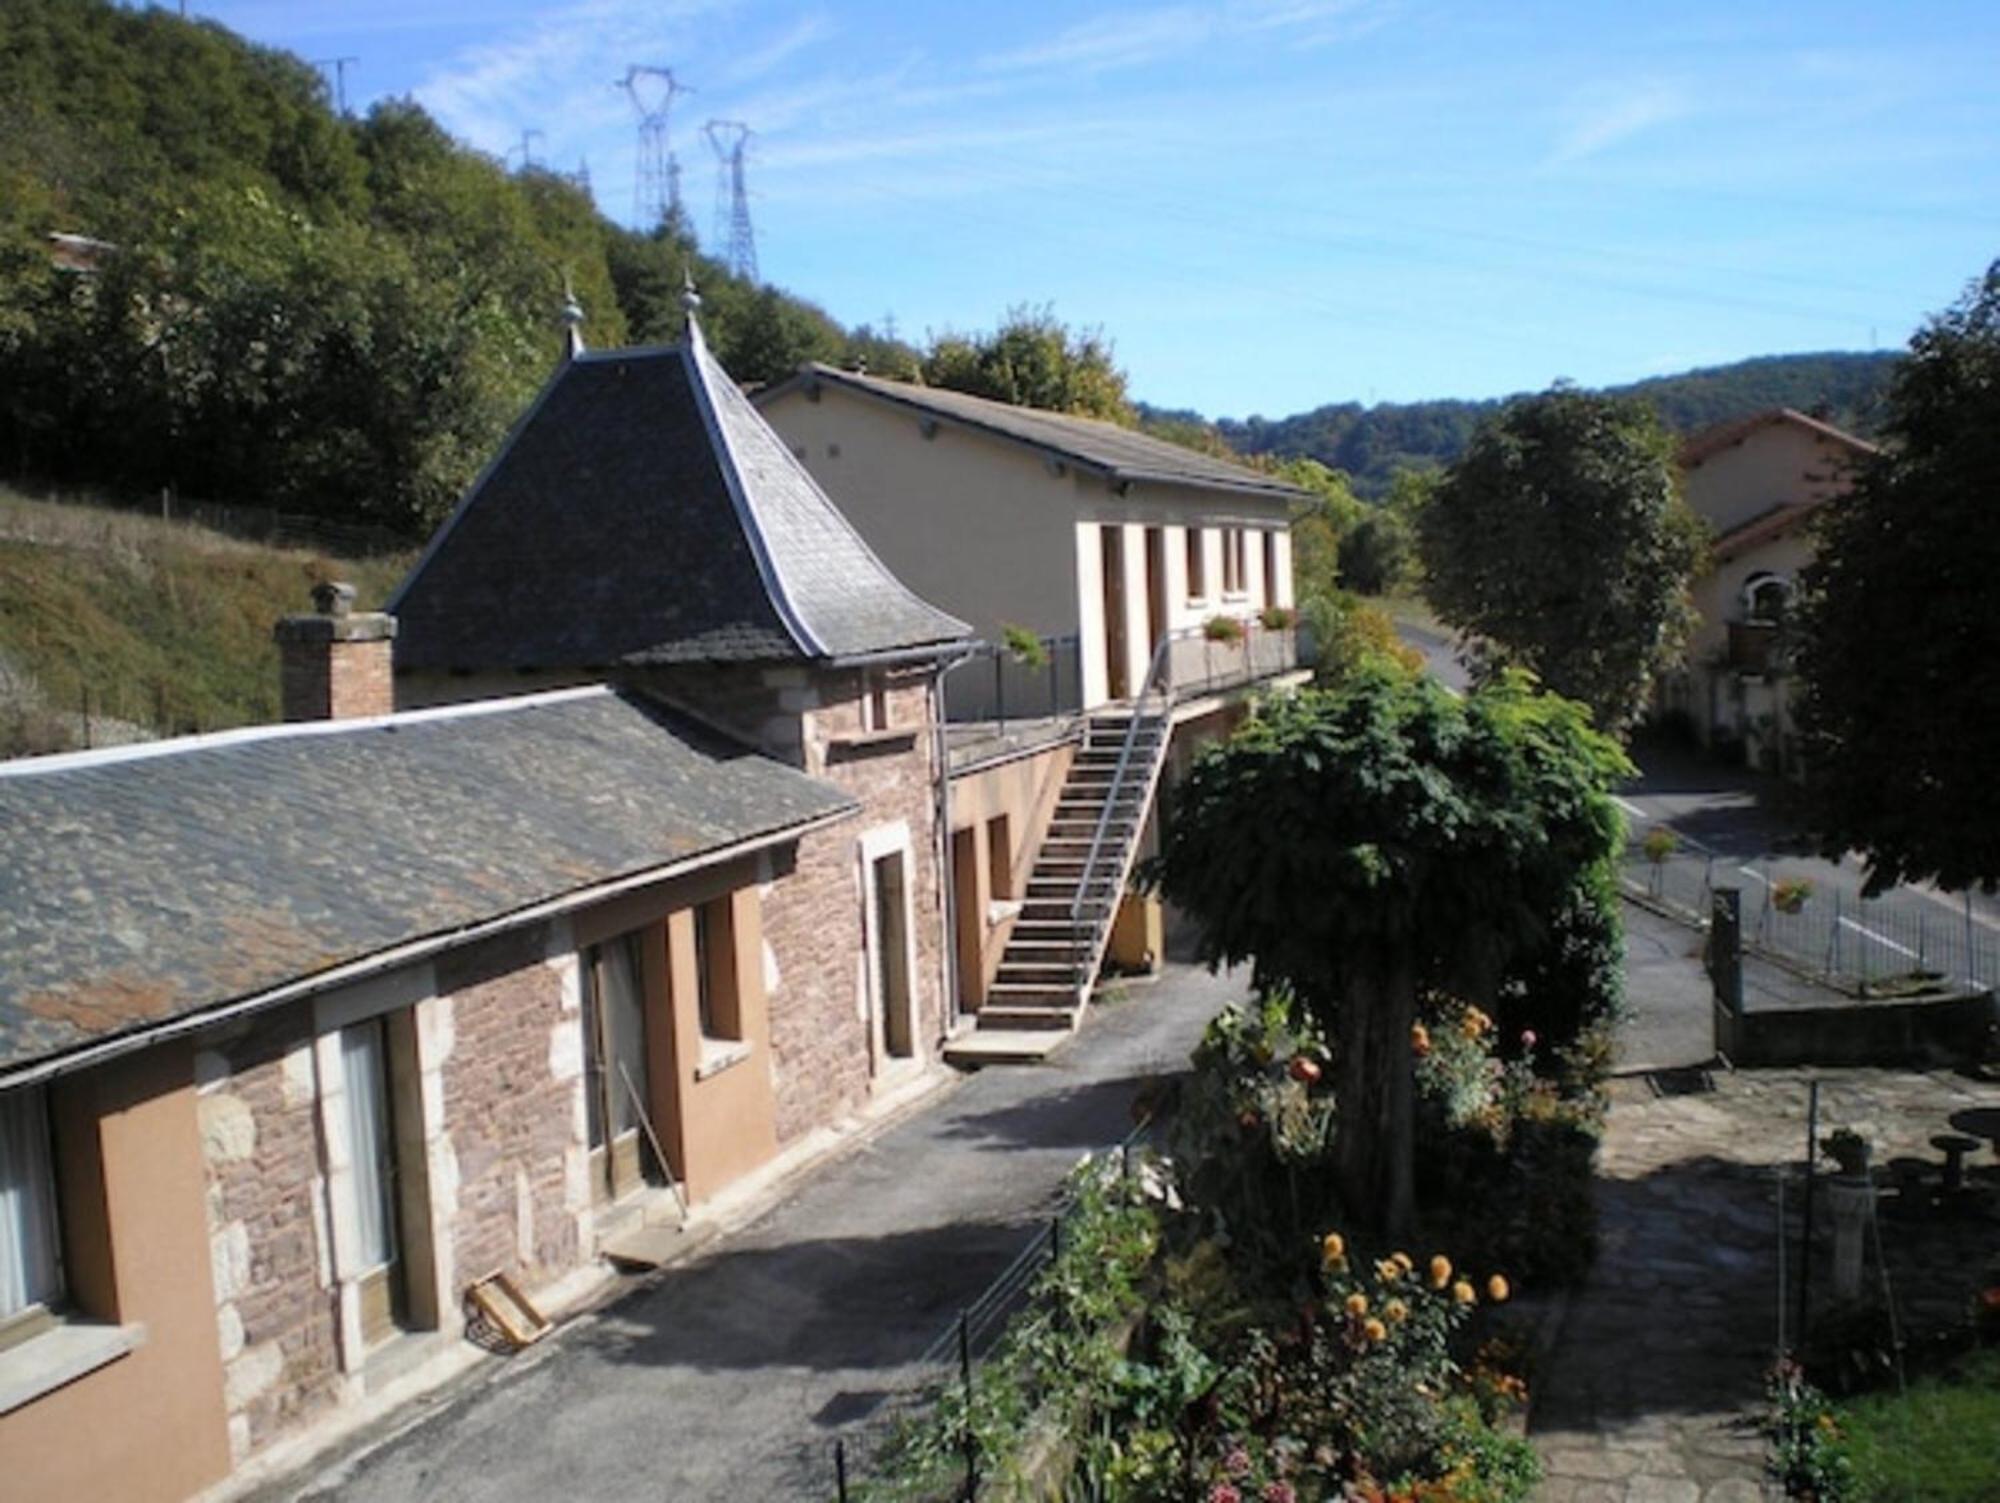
[0,1085,63,1345]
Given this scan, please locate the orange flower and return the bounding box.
[1376,1257,1403,1281]
[1452,1279,1477,1306]
[1429,1255,1452,1289]
[1384,1298,1409,1325]
[1321,1231,1346,1268]
[1392,1251,1414,1275]
[1362,1317,1387,1343]
[1487,1274,1511,1304]
[1411,1023,1432,1057]
[1345,1292,1370,1317]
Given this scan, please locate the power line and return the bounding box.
[704,120,759,283]
[313,56,358,117]
[617,65,691,232]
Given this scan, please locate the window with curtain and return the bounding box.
[0,1085,63,1325]
[341,1020,398,1272]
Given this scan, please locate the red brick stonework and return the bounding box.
[196,1005,344,1462]
[436,924,587,1288]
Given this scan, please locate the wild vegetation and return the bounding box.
[1180,350,1899,499]
[0,488,406,756]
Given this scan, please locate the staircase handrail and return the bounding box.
[1067,630,1180,982]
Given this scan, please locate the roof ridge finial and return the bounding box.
[561,271,586,359]
[680,264,702,331]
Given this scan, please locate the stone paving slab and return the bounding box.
[1530,1061,2000,1502]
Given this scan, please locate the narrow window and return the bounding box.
[691,898,741,1043]
[0,1086,63,1342]
[1262,531,1279,606]
[1184,528,1207,601]
[871,852,913,1060]
[341,1017,405,1345]
[862,672,891,732]
[986,814,1014,902]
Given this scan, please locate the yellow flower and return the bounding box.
[1321,1231,1345,1264]
[1345,1292,1370,1317]
[1392,1251,1414,1275]
[1487,1274,1510,1304]
[1452,1279,1477,1306]
[1463,1006,1490,1036]
[1411,1022,1432,1057]
[1385,1298,1409,1325]
[1429,1255,1452,1289]
[1376,1257,1402,1282]
[1362,1317,1387,1343]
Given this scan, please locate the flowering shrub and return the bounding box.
[1766,1357,1852,1500]
[1075,1228,1535,1501]
[1165,993,1340,1271]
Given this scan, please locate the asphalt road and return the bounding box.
[280,964,1244,1503]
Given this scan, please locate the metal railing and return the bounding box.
[1066,634,1177,991]
[942,633,1083,726]
[826,1134,1152,1501]
[1162,619,1303,700]
[1624,826,1999,996]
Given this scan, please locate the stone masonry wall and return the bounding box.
[436,922,590,1292]
[764,668,948,1144]
[196,1005,342,1465]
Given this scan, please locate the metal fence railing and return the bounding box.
[823,1134,1150,1502]
[1623,827,2000,997]
[943,633,1083,726]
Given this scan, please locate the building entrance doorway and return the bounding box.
[1100,525,1129,700]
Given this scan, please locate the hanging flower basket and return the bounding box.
[1772,877,1813,915]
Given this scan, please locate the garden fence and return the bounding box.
[824,1132,1148,1502]
[1622,825,1999,997]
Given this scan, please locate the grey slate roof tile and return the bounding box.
[0,689,854,1074]
[392,323,972,672]
[773,365,1309,502]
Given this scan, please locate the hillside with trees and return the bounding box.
[1166,350,1898,497]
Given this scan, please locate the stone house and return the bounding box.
[1658,407,1876,771]
[0,298,991,1499]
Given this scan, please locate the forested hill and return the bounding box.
[0,0,911,534]
[1175,351,1897,497]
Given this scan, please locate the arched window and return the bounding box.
[1741,571,1791,623]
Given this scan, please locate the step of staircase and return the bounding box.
[984,980,1076,1004]
[973,1004,1079,1031]
[943,1029,1068,1066]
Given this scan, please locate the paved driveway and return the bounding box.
[279,965,1242,1502]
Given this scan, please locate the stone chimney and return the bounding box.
[274,581,397,722]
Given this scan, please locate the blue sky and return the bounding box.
[199,1,2000,419]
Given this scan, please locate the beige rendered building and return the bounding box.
[756,366,1305,717]
[1660,407,1877,772]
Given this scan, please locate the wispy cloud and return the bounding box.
[1546,81,1692,166]
[979,0,1382,76]
[713,13,835,88]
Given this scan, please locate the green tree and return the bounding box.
[1150,670,1627,1233]
[921,305,1134,422]
[1282,458,1365,607]
[1418,387,1703,734]
[1795,263,2000,893]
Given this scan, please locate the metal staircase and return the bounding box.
[946,643,1175,1064]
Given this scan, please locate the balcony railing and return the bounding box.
[1162,619,1304,702]
[1727,619,1781,674]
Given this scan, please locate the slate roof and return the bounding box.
[764,365,1308,503]
[391,319,972,672]
[0,688,854,1076]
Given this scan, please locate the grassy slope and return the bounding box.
[0,491,409,754]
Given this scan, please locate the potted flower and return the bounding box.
[1642,826,1679,865]
[1000,622,1049,670]
[1203,614,1245,645]
[1821,1127,1870,1177]
[1772,876,1814,915]
[1259,604,1297,631]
